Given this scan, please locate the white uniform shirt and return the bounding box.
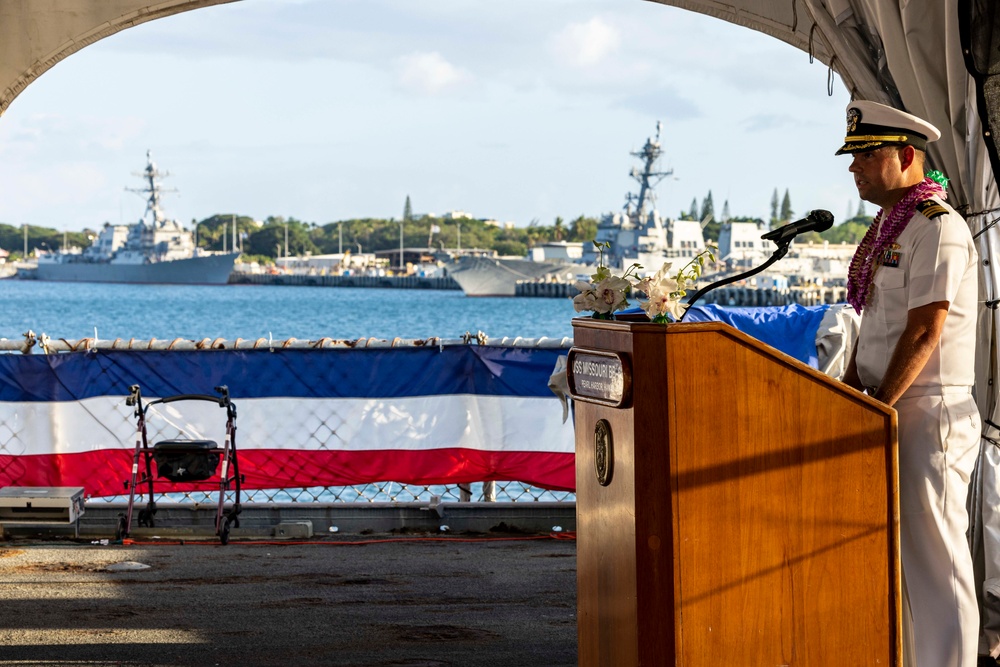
[854,196,978,391]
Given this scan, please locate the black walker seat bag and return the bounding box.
[153,439,220,482]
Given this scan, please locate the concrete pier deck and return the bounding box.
[0,534,577,666]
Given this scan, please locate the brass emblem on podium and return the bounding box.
[594,419,613,486]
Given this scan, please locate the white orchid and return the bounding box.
[634,244,718,323]
[572,283,599,313]
[640,290,689,322]
[594,275,632,313]
[572,242,643,318]
[633,261,676,297]
[573,275,631,315]
[637,263,687,322]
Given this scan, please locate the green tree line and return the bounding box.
[1,196,875,262]
[0,224,92,259]
[0,214,601,263]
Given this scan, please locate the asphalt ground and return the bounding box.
[0,534,577,667]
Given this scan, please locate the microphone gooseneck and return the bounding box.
[679,210,836,320]
[760,209,834,242]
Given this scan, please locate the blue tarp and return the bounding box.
[617,303,832,368]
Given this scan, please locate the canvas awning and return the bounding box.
[649,0,1000,656]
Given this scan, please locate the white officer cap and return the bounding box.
[835,100,941,155]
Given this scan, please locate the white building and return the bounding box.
[529,241,585,262]
[717,220,770,269]
[274,252,381,275]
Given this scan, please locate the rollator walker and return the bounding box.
[118,384,243,544]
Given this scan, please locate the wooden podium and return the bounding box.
[568,319,900,666]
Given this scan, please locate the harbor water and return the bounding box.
[0,279,579,342]
[0,279,579,505]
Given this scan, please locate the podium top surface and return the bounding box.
[570,318,892,416]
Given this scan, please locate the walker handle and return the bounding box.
[126,384,141,407]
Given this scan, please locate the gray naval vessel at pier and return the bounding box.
[446,122,706,296]
[32,151,239,285]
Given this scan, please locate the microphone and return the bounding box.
[760,209,834,242]
[683,210,833,318]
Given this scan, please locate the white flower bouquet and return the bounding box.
[574,242,717,322]
[572,242,642,319]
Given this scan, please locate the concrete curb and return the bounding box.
[2,501,577,540]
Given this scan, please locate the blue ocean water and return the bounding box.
[0,280,579,342]
[2,279,579,503]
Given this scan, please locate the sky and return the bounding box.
[0,0,858,234]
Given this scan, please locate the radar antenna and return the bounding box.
[626,121,673,223]
[125,150,178,228]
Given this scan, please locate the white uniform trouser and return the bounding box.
[897,390,980,667]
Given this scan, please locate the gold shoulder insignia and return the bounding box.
[916,200,948,220]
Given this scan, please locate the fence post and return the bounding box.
[482,481,496,502]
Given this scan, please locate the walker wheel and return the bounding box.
[219,517,231,546]
[138,509,155,528]
[115,515,128,541]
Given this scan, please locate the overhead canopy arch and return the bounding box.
[648,0,997,215]
[0,0,239,116]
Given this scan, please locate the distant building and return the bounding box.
[273,252,382,275]
[483,219,516,230]
[668,220,708,258]
[373,247,443,271]
[717,220,768,269]
[529,241,584,262]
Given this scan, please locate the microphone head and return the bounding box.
[809,209,835,232]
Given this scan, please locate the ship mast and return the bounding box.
[126,150,177,228]
[625,121,673,225]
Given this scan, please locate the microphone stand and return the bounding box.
[678,238,793,322]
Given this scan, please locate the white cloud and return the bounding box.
[0,0,857,229]
[550,17,620,67]
[395,52,472,95]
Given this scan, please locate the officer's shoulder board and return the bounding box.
[916,199,949,220]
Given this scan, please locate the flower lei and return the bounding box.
[847,177,945,313]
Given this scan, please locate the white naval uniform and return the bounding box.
[855,195,980,667]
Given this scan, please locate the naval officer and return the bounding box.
[839,100,981,667]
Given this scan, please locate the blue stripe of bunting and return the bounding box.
[0,346,568,402]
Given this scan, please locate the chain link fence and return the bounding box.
[91,482,576,505]
[0,335,577,505]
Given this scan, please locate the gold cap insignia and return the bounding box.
[847,108,860,133]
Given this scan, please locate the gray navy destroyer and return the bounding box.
[446,123,856,296]
[446,122,706,296]
[34,151,239,285]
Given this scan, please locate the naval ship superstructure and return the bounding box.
[447,123,704,296]
[34,151,239,285]
[583,121,706,270]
